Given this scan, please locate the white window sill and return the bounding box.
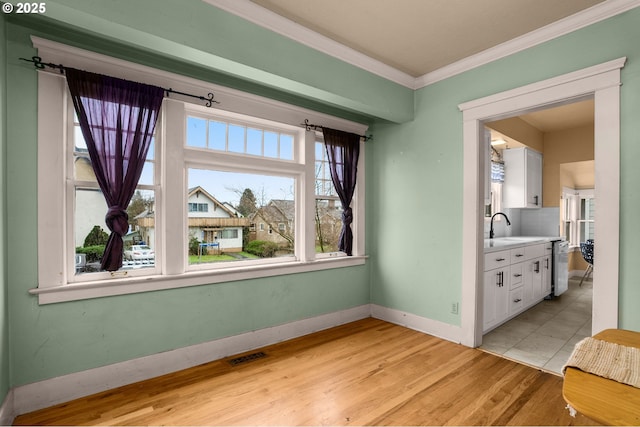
[30,256,368,304]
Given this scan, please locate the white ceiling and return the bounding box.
[250,0,606,77]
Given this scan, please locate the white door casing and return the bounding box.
[458,57,625,347]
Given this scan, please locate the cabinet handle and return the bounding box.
[534,261,540,273]
[545,259,549,269]
[496,271,504,287]
[534,195,539,206]
[514,298,522,303]
[496,257,506,261]
[515,253,524,258]
[513,273,522,278]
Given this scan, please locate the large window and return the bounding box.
[36,45,367,303]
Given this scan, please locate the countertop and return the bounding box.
[484,236,560,253]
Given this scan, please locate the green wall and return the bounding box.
[370,7,640,330]
[0,12,10,407]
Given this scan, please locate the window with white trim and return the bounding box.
[561,188,595,247]
[35,41,367,303]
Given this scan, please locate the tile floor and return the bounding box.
[480,276,592,375]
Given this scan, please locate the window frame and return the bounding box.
[34,37,367,304]
[561,187,594,248]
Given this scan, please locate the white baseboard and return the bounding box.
[13,304,371,416]
[371,304,462,344]
[0,389,14,426]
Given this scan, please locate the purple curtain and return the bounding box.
[66,68,164,271]
[322,128,361,256]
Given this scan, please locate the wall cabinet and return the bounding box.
[483,241,552,333]
[503,147,542,208]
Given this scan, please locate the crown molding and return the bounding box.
[204,0,640,91]
[416,0,640,88]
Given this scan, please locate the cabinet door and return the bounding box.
[483,268,509,332]
[526,149,542,207]
[503,147,543,208]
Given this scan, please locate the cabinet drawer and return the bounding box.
[510,287,524,314]
[525,243,545,260]
[484,250,510,271]
[510,263,523,288]
[510,247,526,263]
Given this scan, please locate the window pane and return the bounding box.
[280,134,293,160]
[228,124,245,153]
[74,125,87,151]
[314,140,344,253]
[146,137,155,160]
[187,168,295,266]
[186,116,207,148]
[578,221,595,243]
[209,121,226,151]
[315,141,338,197]
[138,161,154,186]
[247,128,262,156]
[75,188,155,275]
[315,198,343,253]
[264,132,278,158]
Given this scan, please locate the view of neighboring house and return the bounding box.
[250,199,295,249]
[249,199,343,252]
[134,186,249,253]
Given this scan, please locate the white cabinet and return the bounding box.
[503,147,542,208]
[484,241,552,333]
[483,250,510,332]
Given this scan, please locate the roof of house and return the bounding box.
[188,186,241,218]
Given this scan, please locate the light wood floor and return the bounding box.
[14,318,597,426]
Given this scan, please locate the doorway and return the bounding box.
[458,57,625,348]
[479,101,595,373]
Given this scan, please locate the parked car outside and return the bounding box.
[124,245,155,260]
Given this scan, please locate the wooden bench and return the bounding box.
[563,329,640,425]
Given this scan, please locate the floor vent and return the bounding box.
[228,351,268,366]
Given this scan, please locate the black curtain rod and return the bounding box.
[19,56,220,108]
[301,119,372,141]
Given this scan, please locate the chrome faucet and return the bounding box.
[489,212,511,239]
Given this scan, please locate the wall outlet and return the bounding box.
[451,302,459,314]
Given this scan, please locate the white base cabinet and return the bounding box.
[483,241,552,333]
